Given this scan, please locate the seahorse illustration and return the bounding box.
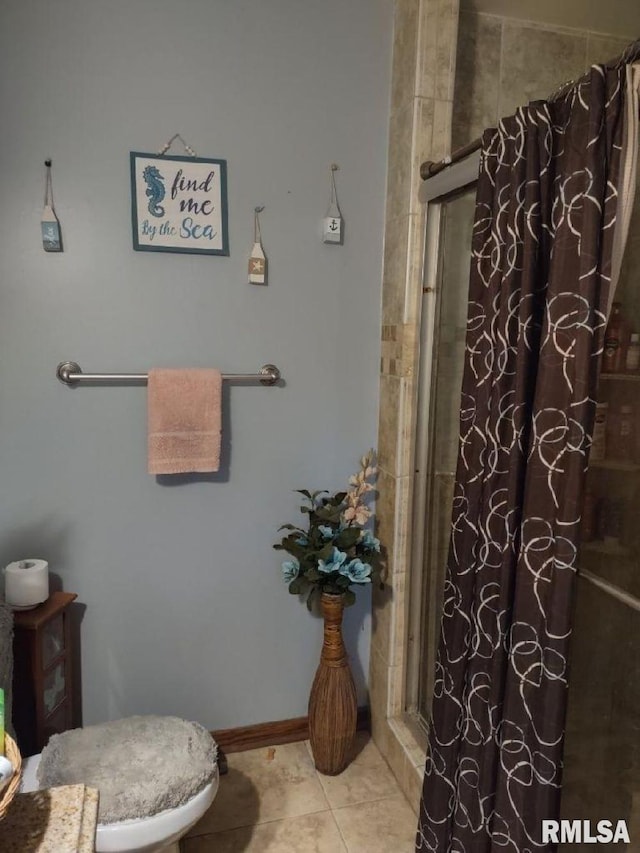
[142,165,166,217]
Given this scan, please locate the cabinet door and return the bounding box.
[43,703,69,742]
[43,661,66,715]
[42,614,65,668]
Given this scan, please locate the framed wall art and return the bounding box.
[130,151,229,256]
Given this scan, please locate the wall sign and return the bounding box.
[130,151,229,256]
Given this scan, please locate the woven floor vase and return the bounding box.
[308,592,357,775]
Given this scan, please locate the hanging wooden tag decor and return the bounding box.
[322,163,343,245]
[248,206,267,285]
[41,159,62,252]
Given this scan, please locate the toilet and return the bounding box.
[20,716,219,853]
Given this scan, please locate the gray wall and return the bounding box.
[0,0,393,729]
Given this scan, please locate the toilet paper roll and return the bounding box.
[4,559,49,609]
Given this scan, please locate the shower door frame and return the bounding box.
[405,153,480,724]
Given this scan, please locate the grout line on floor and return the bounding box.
[202,801,333,838]
[327,808,350,853]
[331,792,415,817]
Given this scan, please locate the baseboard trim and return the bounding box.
[212,706,370,754]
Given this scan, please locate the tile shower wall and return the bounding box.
[0,0,393,730]
[452,13,633,149]
[372,0,639,817]
[371,0,460,815]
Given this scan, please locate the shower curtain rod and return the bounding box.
[421,43,640,182]
[420,137,482,181]
[55,361,281,386]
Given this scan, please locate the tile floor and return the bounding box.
[182,733,419,852]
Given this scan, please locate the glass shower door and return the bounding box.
[561,197,640,849]
[411,182,477,728]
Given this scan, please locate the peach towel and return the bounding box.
[148,368,222,474]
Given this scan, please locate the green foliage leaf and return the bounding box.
[288,576,306,595]
[276,465,377,611]
[328,491,347,506]
[280,536,307,559]
[315,505,342,523]
[306,587,317,612]
[343,590,356,607]
[317,542,334,561]
[336,527,360,549]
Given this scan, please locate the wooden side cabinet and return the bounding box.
[12,592,77,757]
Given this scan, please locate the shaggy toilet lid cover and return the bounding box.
[37,715,218,824]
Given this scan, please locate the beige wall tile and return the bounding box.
[437,0,457,21]
[434,0,459,101]
[370,715,425,815]
[403,213,426,326]
[376,470,411,580]
[369,644,404,718]
[390,474,412,576]
[459,0,640,39]
[378,374,401,474]
[379,721,408,791]
[386,101,414,223]
[389,716,426,765]
[430,98,453,161]
[397,374,417,472]
[585,34,632,67]
[373,0,459,823]
[375,467,397,564]
[370,624,391,686]
[499,23,587,118]
[403,761,424,815]
[416,0,438,99]
[372,570,394,663]
[379,376,418,479]
[382,216,411,325]
[387,661,405,717]
[370,705,393,757]
[391,0,421,114]
[373,567,407,666]
[410,97,435,214]
[389,570,408,668]
[452,11,501,149]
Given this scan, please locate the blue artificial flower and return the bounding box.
[295,536,308,546]
[281,559,300,583]
[360,530,381,552]
[318,547,347,574]
[318,525,335,540]
[339,558,372,583]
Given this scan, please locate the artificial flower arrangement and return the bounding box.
[274,450,383,609]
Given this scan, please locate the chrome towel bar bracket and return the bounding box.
[56,361,281,387]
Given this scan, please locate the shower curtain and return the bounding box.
[416,46,640,852]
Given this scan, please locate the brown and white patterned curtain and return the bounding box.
[417,45,640,852]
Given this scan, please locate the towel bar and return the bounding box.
[56,361,281,386]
